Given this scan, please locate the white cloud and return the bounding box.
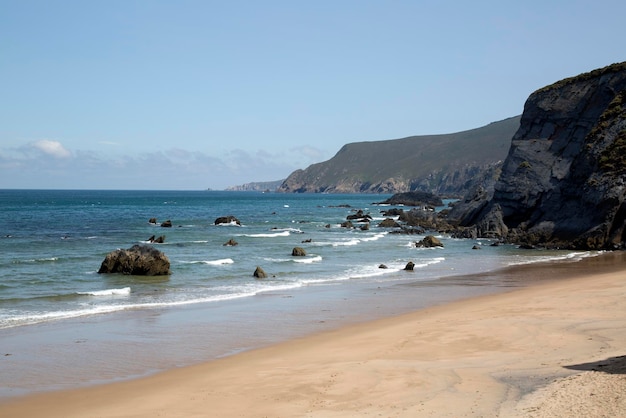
[31,139,72,158]
[0,141,320,189]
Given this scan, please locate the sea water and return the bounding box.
[0,189,600,396]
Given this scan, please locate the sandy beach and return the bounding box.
[1,254,625,417]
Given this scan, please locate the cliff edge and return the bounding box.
[449,62,626,250]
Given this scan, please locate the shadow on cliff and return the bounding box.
[564,355,626,375]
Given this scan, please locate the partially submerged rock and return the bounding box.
[147,235,165,243]
[377,191,443,207]
[292,247,306,256]
[253,266,267,279]
[215,215,241,226]
[378,218,400,228]
[98,244,170,276]
[416,235,444,248]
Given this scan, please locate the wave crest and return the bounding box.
[77,287,131,296]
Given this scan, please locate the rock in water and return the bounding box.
[416,235,444,248]
[377,191,443,207]
[291,247,306,256]
[378,218,400,228]
[98,244,170,276]
[214,215,241,226]
[253,266,267,278]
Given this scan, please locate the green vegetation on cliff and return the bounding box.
[278,116,520,195]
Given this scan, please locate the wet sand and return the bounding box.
[1,252,625,417]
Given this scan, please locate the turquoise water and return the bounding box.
[0,189,600,397]
[0,189,598,329]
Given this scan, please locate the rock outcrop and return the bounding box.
[215,215,241,226]
[253,266,267,278]
[449,62,626,249]
[377,191,443,207]
[98,244,171,276]
[416,235,444,248]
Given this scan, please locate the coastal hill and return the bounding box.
[276,116,521,195]
[225,179,284,192]
[448,62,626,250]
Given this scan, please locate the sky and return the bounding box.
[1,0,625,190]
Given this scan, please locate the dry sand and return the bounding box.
[1,259,625,417]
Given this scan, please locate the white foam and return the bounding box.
[360,232,387,242]
[272,228,304,234]
[293,255,323,264]
[331,238,360,247]
[412,257,446,268]
[180,258,234,265]
[507,251,601,266]
[0,286,297,329]
[216,220,241,227]
[244,231,290,238]
[77,287,131,296]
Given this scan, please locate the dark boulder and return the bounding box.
[223,238,238,246]
[416,235,444,248]
[381,208,404,217]
[292,247,306,256]
[377,191,443,207]
[253,266,267,279]
[404,261,415,271]
[147,235,165,243]
[161,220,172,228]
[378,218,400,228]
[214,215,241,226]
[399,208,453,231]
[148,218,157,224]
[347,210,372,222]
[98,244,170,276]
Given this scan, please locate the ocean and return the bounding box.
[0,189,600,397]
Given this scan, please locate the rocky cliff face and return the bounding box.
[449,62,626,249]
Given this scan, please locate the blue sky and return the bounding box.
[1,0,625,190]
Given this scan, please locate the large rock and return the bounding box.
[378,218,401,228]
[98,244,170,276]
[449,62,626,250]
[214,215,241,226]
[253,266,267,279]
[416,235,444,248]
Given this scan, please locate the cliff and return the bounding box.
[449,62,626,250]
[276,116,520,195]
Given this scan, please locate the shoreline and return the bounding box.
[1,252,625,416]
